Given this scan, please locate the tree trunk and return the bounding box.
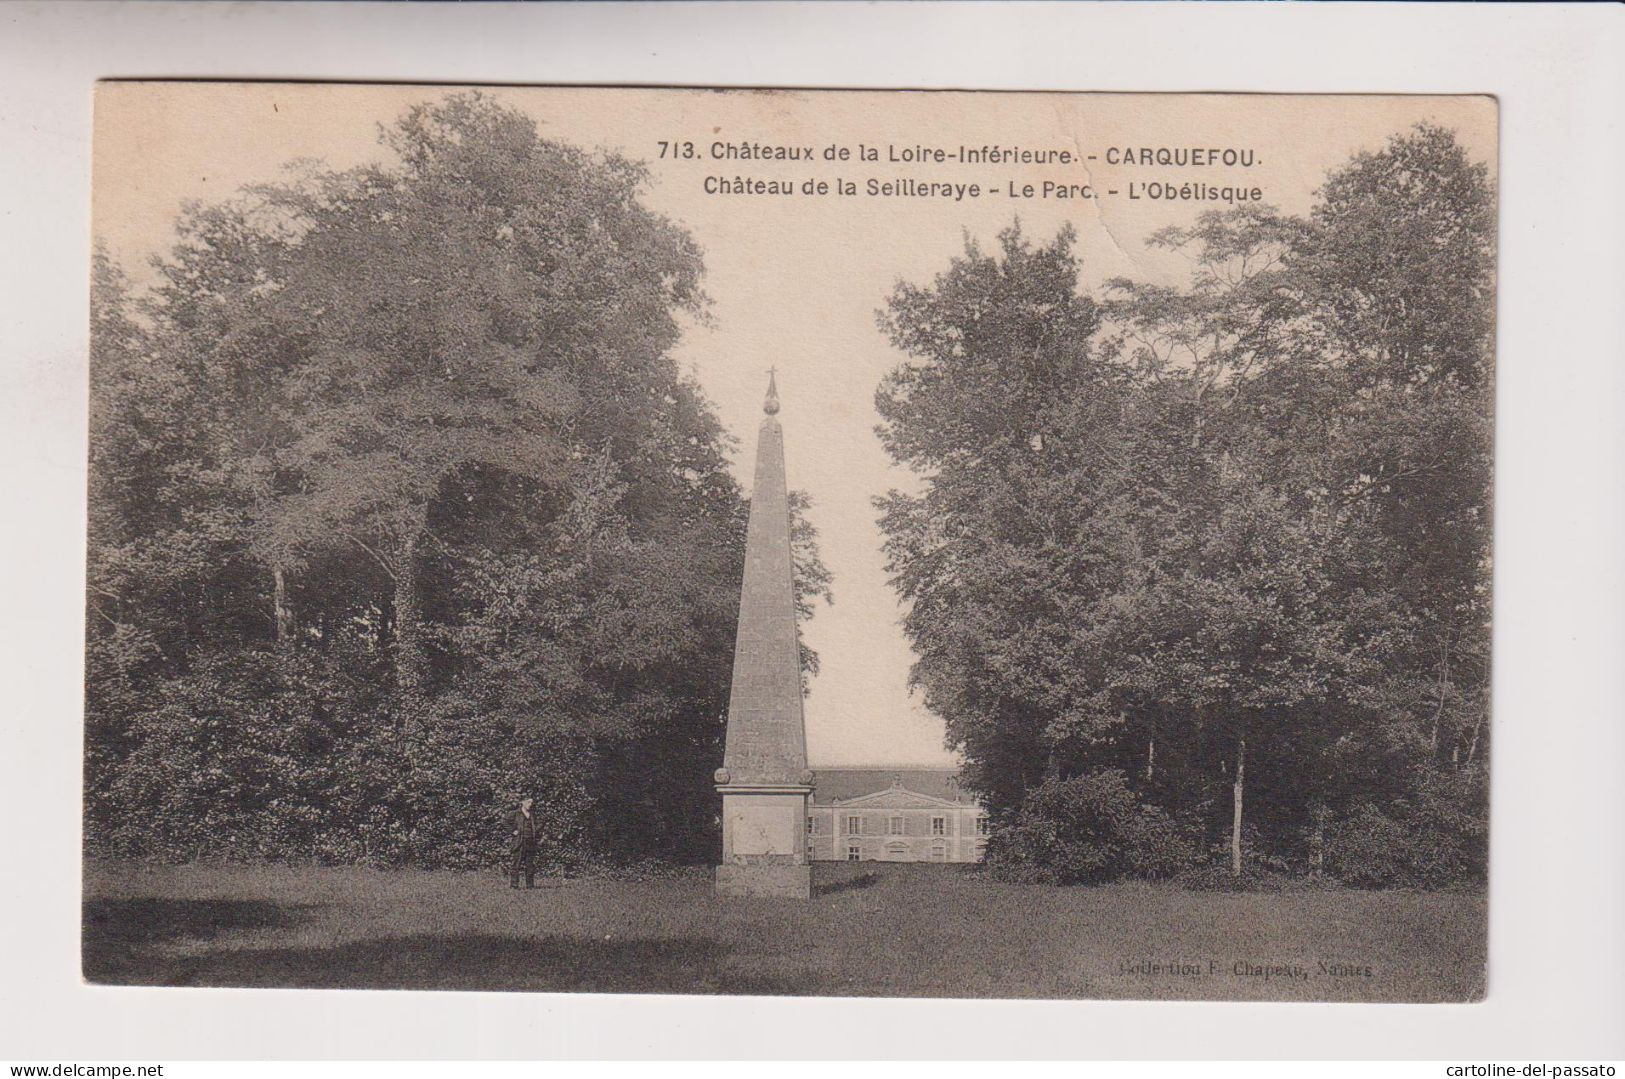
[1465,708,1486,767]
[1308,801,1327,878]
[272,564,293,646]
[1145,734,1156,783]
[394,530,425,731]
[1431,629,1452,762]
[1231,735,1246,878]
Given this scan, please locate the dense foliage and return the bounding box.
[87,94,830,869]
[986,770,1201,885]
[876,125,1492,888]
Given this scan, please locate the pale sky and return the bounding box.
[93,84,1495,767]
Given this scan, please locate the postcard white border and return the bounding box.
[1,0,1622,1061]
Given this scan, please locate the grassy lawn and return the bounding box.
[83,860,1485,1001]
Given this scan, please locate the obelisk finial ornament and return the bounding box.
[713,371,814,899]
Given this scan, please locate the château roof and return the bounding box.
[809,767,973,805]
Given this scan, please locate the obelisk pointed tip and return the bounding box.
[763,368,780,415]
[716,354,810,898]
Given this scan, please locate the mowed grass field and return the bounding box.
[83,860,1485,1001]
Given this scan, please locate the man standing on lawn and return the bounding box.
[509,796,540,889]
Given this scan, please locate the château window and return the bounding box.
[975,815,991,836]
[847,845,861,861]
[889,816,905,835]
[846,815,862,835]
[931,816,946,836]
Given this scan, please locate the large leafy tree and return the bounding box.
[876,224,1121,811]
[876,125,1492,884]
[243,95,707,714]
[1297,124,1494,771]
[86,94,830,867]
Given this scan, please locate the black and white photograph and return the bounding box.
[81,83,1497,1002]
[3,0,1624,1067]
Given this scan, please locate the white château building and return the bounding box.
[806,768,989,863]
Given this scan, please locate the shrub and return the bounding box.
[84,646,602,871]
[90,647,388,863]
[394,697,595,871]
[1178,824,1332,892]
[986,769,1200,884]
[1324,768,1486,888]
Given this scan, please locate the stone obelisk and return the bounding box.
[714,371,814,899]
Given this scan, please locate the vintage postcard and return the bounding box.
[85,83,1494,1001]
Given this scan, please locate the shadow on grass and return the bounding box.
[85,927,736,994]
[815,871,880,896]
[83,896,326,985]
[84,897,315,945]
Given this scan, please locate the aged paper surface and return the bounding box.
[87,83,1494,1001]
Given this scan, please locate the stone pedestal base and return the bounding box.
[715,863,812,899]
[714,784,812,899]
